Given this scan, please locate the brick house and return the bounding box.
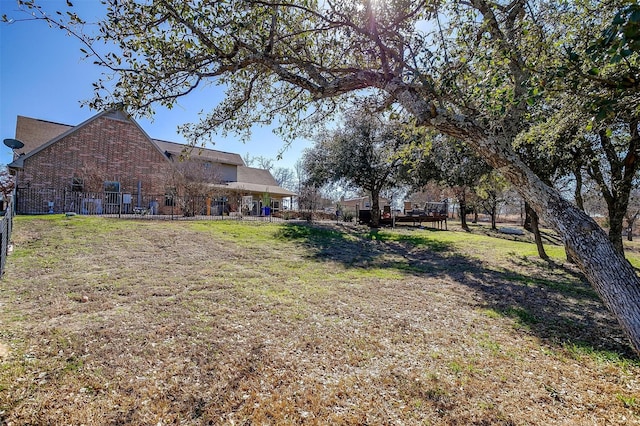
[8,109,296,215]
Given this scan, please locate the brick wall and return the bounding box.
[16,113,173,200]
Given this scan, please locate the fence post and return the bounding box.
[0,196,14,277]
[0,222,4,276]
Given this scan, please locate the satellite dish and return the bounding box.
[3,139,24,150]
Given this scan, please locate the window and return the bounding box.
[104,181,120,206]
[71,177,84,192]
[165,188,176,207]
[104,181,120,193]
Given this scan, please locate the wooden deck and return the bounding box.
[358,201,449,229]
[381,214,448,229]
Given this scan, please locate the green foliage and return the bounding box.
[475,172,510,208]
[302,111,422,225]
[616,393,638,409]
[261,192,271,207]
[557,1,639,123]
[588,3,640,67]
[564,341,640,368]
[303,111,413,191]
[406,136,490,192]
[341,211,354,222]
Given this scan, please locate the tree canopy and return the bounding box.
[303,111,417,226]
[403,135,491,231]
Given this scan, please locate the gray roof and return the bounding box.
[221,181,297,197]
[237,166,279,186]
[227,166,296,196]
[14,116,73,156]
[152,139,244,166]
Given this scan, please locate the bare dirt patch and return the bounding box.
[0,217,638,425]
[0,343,9,360]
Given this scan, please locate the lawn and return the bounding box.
[1,216,639,425]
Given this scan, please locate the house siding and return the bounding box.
[15,115,173,211]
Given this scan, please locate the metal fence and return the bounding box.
[13,188,295,222]
[15,188,137,215]
[0,195,14,277]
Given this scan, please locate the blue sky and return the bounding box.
[0,0,310,169]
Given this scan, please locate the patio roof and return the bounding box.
[217,181,296,197]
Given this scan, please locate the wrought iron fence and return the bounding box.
[13,188,293,222]
[0,195,14,277]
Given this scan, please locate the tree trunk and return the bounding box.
[586,126,639,255]
[544,196,640,355]
[423,118,640,354]
[395,91,640,354]
[525,203,548,261]
[573,164,585,211]
[481,136,640,355]
[523,201,533,232]
[608,202,627,255]
[459,197,469,231]
[490,204,497,230]
[370,189,380,228]
[625,213,638,242]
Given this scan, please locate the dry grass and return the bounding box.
[0,215,638,425]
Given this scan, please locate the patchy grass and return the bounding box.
[0,216,639,425]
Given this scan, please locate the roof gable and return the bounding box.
[10,111,245,169]
[9,109,170,169]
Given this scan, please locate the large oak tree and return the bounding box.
[302,111,410,227]
[14,0,640,354]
